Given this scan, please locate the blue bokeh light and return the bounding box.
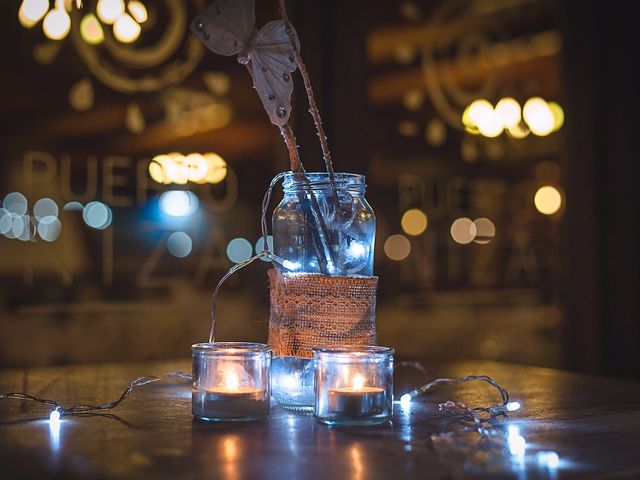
[167,231,193,258]
[34,198,59,220]
[63,201,84,211]
[159,191,199,217]
[255,235,274,262]
[37,216,62,242]
[83,201,112,230]
[226,237,253,264]
[3,192,28,216]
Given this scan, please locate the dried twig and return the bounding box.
[279,124,302,172]
[279,125,336,274]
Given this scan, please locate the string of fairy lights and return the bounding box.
[19,0,148,44]
[0,363,561,472]
[0,372,191,422]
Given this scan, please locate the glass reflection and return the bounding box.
[350,444,364,480]
[222,435,240,480]
[398,397,413,445]
[48,415,61,453]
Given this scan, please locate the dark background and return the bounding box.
[0,0,637,378]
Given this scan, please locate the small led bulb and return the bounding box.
[506,401,521,412]
[49,408,61,423]
[400,393,412,406]
[282,260,300,271]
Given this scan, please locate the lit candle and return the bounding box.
[327,373,386,416]
[192,343,271,422]
[313,346,394,426]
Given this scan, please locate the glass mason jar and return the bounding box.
[270,172,376,409]
[272,172,375,277]
[313,346,394,426]
[192,342,272,422]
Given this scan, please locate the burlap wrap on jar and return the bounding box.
[267,269,378,358]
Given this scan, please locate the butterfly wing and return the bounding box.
[190,0,255,56]
[248,20,299,126]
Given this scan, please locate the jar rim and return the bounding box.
[192,342,272,354]
[283,171,364,180]
[312,345,394,357]
[282,171,366,189]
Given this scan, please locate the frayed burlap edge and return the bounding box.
[268,269,378,358]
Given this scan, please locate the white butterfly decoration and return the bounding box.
[191,0,299,126]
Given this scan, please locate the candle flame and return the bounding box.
[352,374,366,389]
[224,370,240,391]
[341,365,350,383]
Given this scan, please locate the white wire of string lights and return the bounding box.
[393,361,561,472]
[1,372,191,423]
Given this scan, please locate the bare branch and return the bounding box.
[279,123,303,172]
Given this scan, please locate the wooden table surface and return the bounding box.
[1,358,640,479]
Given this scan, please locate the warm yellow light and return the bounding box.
[450,218,477,244]
[534,186,562,215]
[150,153,227,185]
[401,208,428,236]
[42,8,71,40]
[477,111,504,138]
[473,218,496,245]
[425,118,446,146]
[202,71,231,96]
[466,99,493,128]
[506,122,530,139]
[203,153,227,184]
[185,154,208,183]
[461,104,473,128]
[55,0,72,11]
[18,10,35,28]
[148,159,168,184]
[167,152,188,185]
[97,0,124,24]
[464,99,504,137]
[113,13,141,43]
[384,234,411,261]
[523,97,554,136]
[495,97,521,128]
[402,89,425,112]
[80,13,104,45]
[523,97,546,120]
[224,371,240,391]
[128,1,148,23]
[19,0,49,28]
[352,374,366,389]
[548,101,564,132]
[223,436,239,462]
[151,153,169,168]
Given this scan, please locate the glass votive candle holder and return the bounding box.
[313,346,394,426]
[192,342,272,422]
